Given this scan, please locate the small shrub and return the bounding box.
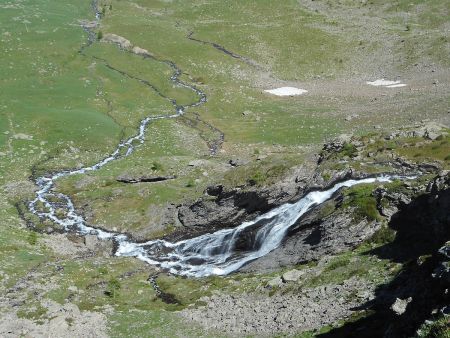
[151,161,163,171]
[106,278,121,299]
[97,30,103,40]
[248,170,266,186]
[369,226,396,245]
[322,172,331,181]
[344,184,381,221]
[98,266,108,275]
[186,178,195,187]
[340,143,358,158]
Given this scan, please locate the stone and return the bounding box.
[68,285,78,292]
[229,158,248,167]
[424,131,441,140]
[267,277,284,288]
[188,159,204,167]
[84,235,99,250]
[205,185,223,196]
[132,46,151,57]
[282,269,305,282]
[391,297,412,315]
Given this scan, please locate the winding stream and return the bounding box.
[28,4,413,278]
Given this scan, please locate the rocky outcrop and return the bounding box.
[320,172,450,337]
[180,277,375,336]
[176,165,317,233]
[101,33,152,57]
[244,172,449,273]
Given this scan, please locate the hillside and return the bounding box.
[0,0,449,336]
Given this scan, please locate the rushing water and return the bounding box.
[116,176,406,277]
[27,4,414,278]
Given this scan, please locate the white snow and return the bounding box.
[264,87,308,96]
[367,79,407,88]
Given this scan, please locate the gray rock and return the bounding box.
[425,131,441,140]
[229,158,248,167]
[188,159,205,167]
[391,297,412,315]
[267,277,284,288]
[84,235,99,250]
[282,269,304,282]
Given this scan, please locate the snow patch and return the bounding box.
[367,79,407,88]
[264,87,308,96]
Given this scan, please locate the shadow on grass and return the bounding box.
[319,185,450,338]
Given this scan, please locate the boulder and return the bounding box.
[282,269,305,282]
[267,276,284,288]
[391,297,412,315]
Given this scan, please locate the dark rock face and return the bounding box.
[178,189,273,229]
[176,165,318,232]
[319,173,450,338]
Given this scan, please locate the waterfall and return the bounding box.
[115,176,403,277]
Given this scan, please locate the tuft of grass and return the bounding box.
[27,231,38,245]
[151,161,164,171]
[106,278,121,299]
[340,143,358,158]
[343,184,382,221]
[368,226,396,246]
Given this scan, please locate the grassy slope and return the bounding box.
[1,0,449,336]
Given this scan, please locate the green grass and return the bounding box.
[303,245,401,288]
[342,184,381,222]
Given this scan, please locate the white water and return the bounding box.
[30,153,409,278]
